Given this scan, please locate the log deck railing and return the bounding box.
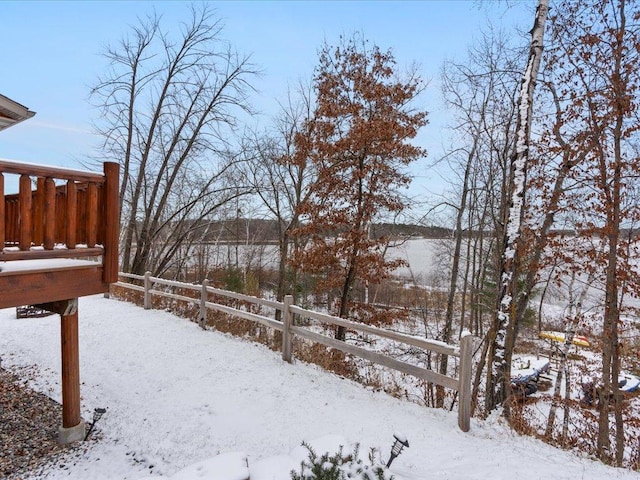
[0,159,119,444]
[0,159,119,283]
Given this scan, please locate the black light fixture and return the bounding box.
[386,433,409,468]
[93,407,106,423]
[84,407,107,441]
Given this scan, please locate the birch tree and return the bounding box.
[486,0,549,413]
[438,30,524,407]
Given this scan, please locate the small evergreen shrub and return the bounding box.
[291,442,394,480]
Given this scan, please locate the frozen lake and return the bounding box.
[199,238,640,320]
[195,238,449,280]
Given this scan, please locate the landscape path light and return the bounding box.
[386,432,409,468]
[84,407,107,441]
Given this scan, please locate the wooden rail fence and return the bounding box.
[114,271,474,431]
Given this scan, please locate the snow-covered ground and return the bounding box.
[0,295,638,480]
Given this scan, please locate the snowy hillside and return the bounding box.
[0,295,638,479]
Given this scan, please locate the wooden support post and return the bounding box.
[33,177,45,246]
[103,162,120,284]
[19,174,32,251]
[144,271,152,310]
[44,178,56,250]
[200,279,208,329]
[61,306,81,428]
[66,180,77,249]
[458,333,474,432]
[34,298,85,444]
[282,294,293,363]
[87,182,98,248]
[0,172,4,247]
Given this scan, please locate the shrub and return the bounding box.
[291,442,394,480]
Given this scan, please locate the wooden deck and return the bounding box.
[1,159,119,443]
[0,160,119,309]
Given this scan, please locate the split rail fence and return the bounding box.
[114,271,474,431]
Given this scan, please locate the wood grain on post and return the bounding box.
[458,334,473,432]
[66,180,77,249]
[282,295,293,363]
[33,177,45,246]
[0,172,4,247]
[61,306,81,428]
[44,178,56,250]
[76,186,87,244]
[87,182,98,247]
[103,162,120,284]
[19,174,32,251]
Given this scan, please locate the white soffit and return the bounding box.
[0,94,36,132]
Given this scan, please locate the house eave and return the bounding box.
[0,94,36,132]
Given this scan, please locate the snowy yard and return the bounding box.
[0,295,638,479]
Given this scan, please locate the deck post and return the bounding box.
[0,172,4,247]
[19,174,32,250]
[33,177,45,246]
[59,299,85,443]
[43,178,56,250]
[103,162,120,283]
[458,333,474,432]
[65,180,77,249]
[282,295,293,363]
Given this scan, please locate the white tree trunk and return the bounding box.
[488,0,549,412]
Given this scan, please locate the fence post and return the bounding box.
[144,271,151,310]
[458,333,473,432]
[200,279,208,329]
[282,295,293,363]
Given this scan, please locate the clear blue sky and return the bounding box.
[1,0,533,209]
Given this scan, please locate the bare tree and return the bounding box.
[439,28,524,412]
[91,5,257,277]
[242,84,316,311]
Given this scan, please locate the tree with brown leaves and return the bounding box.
[292,35,428,340]
[544,0,640,464]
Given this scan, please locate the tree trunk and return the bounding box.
[438,138,476,407]
[487,0,549,415]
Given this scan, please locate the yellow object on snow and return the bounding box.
[539,330,590,347]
